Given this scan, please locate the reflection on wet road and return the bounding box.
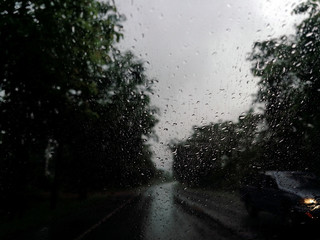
[141,183,234,240]
[143,183,178,239]
[83,182,237,240]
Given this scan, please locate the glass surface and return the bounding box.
[277,172,320,190]
[2,0,320,239]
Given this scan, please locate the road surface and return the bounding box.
[82,182,238,240]
[79,182,320,240]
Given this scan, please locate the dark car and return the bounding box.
[240,171,320,224]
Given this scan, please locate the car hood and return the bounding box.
[282,187,320,198]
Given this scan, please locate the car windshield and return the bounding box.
[3,0,320,239]
[277,173,320,190]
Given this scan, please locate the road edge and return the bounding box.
[173,195,256,239]
[73,192,142,240]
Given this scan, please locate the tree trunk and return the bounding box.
[50,143,62,209]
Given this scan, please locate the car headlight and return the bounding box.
[303,198,317,205]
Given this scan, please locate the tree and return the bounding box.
[248,0,320,172]
[78,51,159,190]
[171,112,262,188]
[0,0,158,212]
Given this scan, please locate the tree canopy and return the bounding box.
[0,0,158,212]
[171,112,262,188]
[248,0,320,172]
[171,0,320,188]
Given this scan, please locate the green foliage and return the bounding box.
[82,51,158,189]
[172,0,320,188]
[0,0,158,213]
[171,112,262,188]
[248,0,320,172]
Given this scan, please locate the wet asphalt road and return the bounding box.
[80,182,320,240]
[82,182,238,240]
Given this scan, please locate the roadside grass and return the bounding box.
[176,183,243,207]
[0,190,137,240]
[196,186,241,199]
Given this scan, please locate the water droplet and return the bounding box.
[305,41,313,47]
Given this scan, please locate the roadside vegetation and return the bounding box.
[0,0,158,219]
[171,0,320,188]
[0,189,137,239]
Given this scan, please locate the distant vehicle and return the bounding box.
[240,171,320,225]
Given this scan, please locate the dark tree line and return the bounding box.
[172,0,320,188]
[171,112,262,188]
[0,0,158,213]
[248,0,320,172]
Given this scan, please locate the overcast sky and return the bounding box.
[115,0,305,171]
